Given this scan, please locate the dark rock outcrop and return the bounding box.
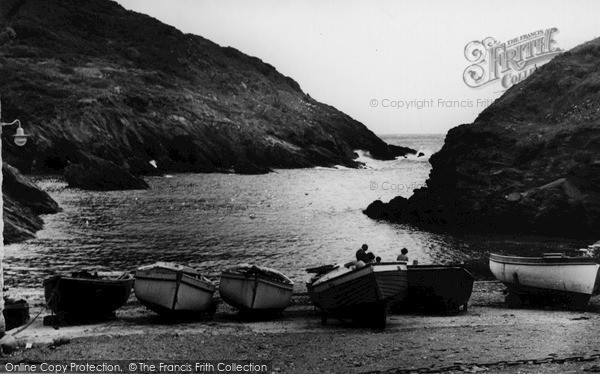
[232,161,273,175]
[3,164,60,243]
[388,145,417,158]
[0,0,415,178]
[365,38,600,237]
[64,154,149,191]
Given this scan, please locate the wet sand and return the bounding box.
[3,281,600,373]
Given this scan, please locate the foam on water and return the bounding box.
[4,135,585,288]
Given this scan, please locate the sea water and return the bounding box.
[4,134,584,288]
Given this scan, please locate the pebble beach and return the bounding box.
[3,281,600,374]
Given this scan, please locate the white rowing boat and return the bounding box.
[134,262,216,316]
[219,265,294,314]
[489,253,600,308]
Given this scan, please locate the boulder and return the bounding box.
[64,155,149,191]
[363,196,409,220]
[363,200,389,219]
[232,161,272,175]
[388,144,417,158]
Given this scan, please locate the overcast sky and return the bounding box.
[115,0,600,135]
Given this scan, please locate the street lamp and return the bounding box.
[0,97,29,336]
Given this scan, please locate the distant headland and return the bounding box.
[365,37,600,238]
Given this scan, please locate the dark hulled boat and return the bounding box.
[43,271,134,317]
[306,262,407,328]
[393,265,474,314]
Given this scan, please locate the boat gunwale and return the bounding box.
[407,265,475,276]
[136,262,203,278]
[307,262,407,288]
[407,264,469,269]
[220,270,294,289]
[43,275,134,287]
[489,253,599,266]
[306,270,406,315]
[135,274,216,293]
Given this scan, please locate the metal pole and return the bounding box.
[0,97,5,336]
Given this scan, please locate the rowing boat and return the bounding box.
[44,271,133,317]
[134,262,216,317]
[489,253,600,308]
[219,265,294,314]
[306,262,407,328]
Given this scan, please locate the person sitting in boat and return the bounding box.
[350,255,377,269]
[397,248,409,262]
[356,244,371,262]
[375,256,382,263]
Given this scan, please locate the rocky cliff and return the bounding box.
[0,0,414,177]
[365,38,600,238]
[3,164,60,243]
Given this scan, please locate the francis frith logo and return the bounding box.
[463,28,562,90]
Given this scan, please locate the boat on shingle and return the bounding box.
[489,253,600,308]
[219,264,294,315]
[43,271,133,317]
[306,262,408,328]
[393,264,474,314]
[134,262,217,317]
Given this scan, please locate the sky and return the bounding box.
[115,0,600,135]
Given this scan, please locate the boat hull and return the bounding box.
[489,253,600,307]
[394,265,474,313]
[134,263,216,316]
[219,271,294,313]
[306,263,407,327]
[43,274,133,316]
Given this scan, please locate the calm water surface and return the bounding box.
[5,135,587,288]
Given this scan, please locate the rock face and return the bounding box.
[365,38,600,237]
[3,164,60,244]
[64,154,149,191]
[0,0,414,178]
